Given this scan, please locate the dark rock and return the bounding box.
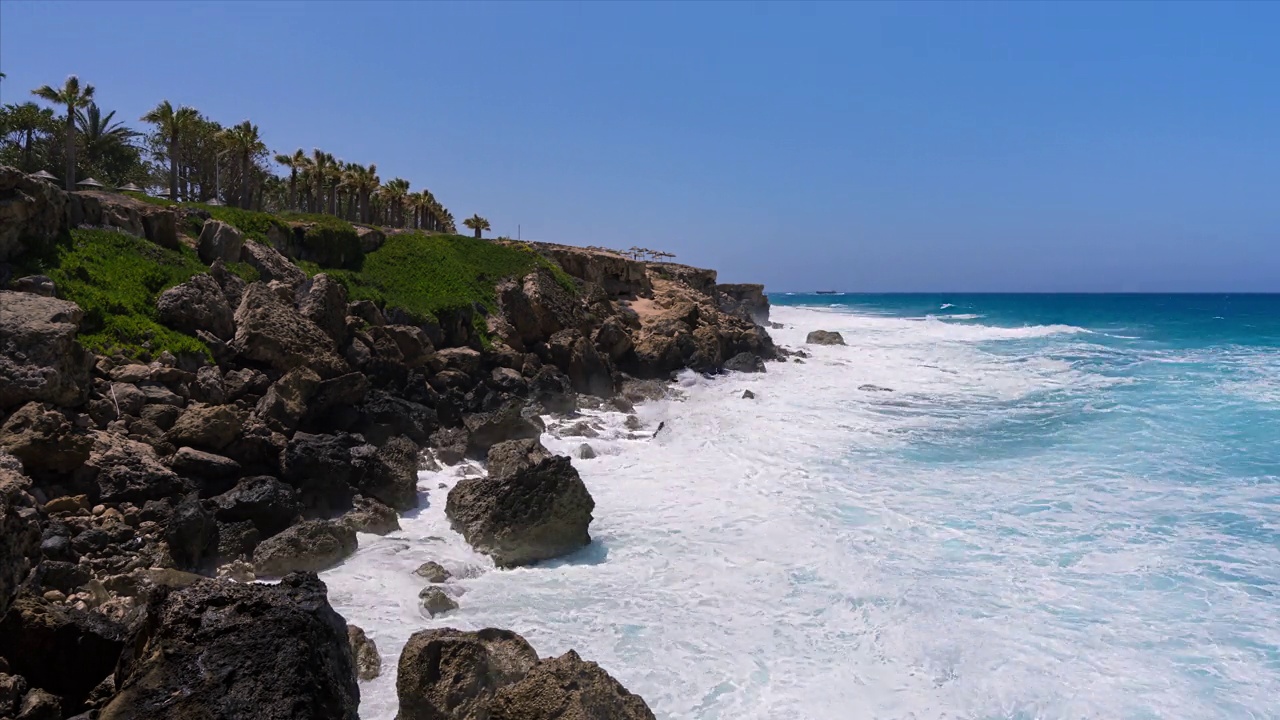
[742,389,756,399]
[489,367,528,395]
[156,274,235,341]
[138,404,180,432]
[222,368,269,403]
[436,347,483,376]
[164,494,217,572]
[214,520,260,562]
[30,560,90,595]
[463,399,542,457]
[0,595,129,712]
[348,624,381,681]
[0,292,93,409]
[351,391,436,446]
[593,316,634,362]
[548,330,615,398]
[723,352,766,374]
[413,561,451,583]
[396,628,539,720]
[717,283,770,325]
[10,274,56,296]
[17,687,61,720]
[858,384,894,392]
[447,443,593,568]
[337,495,399,535]
[346,300,384,327]
[197,219,244,264]
[166,403,244,452]
[529,366,576,414]
[100,573,359,720]
[0,402,94,476]
[0,671,26,717]
[279,432,364,514]
[419,587,458,617]
[490,650,656,720]
[0,166,66,262]
[302,371,368,430]
[135,382,184,407]
[486,439,551,481]
[805,330,846,346]
[252,519,356,576]
[168,447,241,487]
[354,436,419,511]
[577,443,597,459]
[210,475,301,538]
[0,464,41,617]
[83,433,192,504]
[430,427,469,466]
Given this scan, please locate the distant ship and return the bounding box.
[815,290,839,295]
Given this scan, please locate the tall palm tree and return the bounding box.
[275,148,306,210]
[219,120,266,209]
[380,178,410,227]
[463,214,491,239]
[309,149,332,215]
[347,163,379,224]
[141,100,197,200]
[326,153,341,215]
[31,75,95,190]
[3,102,55,172]
[76,103,141,182]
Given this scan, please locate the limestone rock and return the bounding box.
[168,446,241,484]
[0,463,41,618]
[156,273,234,340]
[298,273,350,346]
[805,330,846,346]
[338,495,400,535]
[354,436,420,511]
[463,399,542,457]
[253,519,357,576]
[0,402,94,475]
[723,351,766,373]
[485,438,551,481]
[231,282,347,378]
[548,330,614,397]
[413,561,451,583]
[83,432,192,504]
[395,627,538,720]
[197,219,244,264]
[0,291,93,410]
[100,573,359,720]
[166,403,244,452]
[717,283,770,325]
[239,240,307,289]
[0,166,66,262]
[255,366,320,433]
[489,650,656,720]
[447,442,594,568]
[348,624,382,681]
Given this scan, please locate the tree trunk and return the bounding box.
[169,137,179,200]
[240,152,251,210]
[474,226,481,239]
[22,129,33,171]
[64,108,75,190]
[288,170,297,211]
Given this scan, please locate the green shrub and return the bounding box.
[186,204,290,245]
[281,213,363,269]
[23,228,210,361]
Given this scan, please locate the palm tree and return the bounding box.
[219,120,266,209]
[3,102,55,172]
[275,148,306,210]
[380,178,410,227]
[326,154,341,215]
[463,214,491,239]
[32,75,95,190]
[76,103,141,182]
[349,163,379,223]
[141,100,197,199]
[309,149,331,214]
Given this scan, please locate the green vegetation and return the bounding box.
[326,232,575,324]
[17,228,210,360]
[280,212,363,268]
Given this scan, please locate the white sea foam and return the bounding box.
[324,305,1280,719]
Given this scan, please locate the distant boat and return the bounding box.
[815,290,838,295]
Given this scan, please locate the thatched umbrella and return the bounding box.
[76,177,105,189]
[30,170,58,183]
[117,182,144,192]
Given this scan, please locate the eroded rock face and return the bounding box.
[239,240,307,289]
[0,461,41,618]
[446,441,594,568]
[156,273,234,341]
[0,166,66,262]
[166,403,244,452]
[0,291,93,410]
[547,330,614,397]
[0,402,94,476]
[396,627,539,720]
[463,400,542,458]
[197,219,244,264]
[83,432,192,504]
[489,650,656,720]
[252,519,357,576]
[348,624,381,681]
[717,283,770,325]
[805,330,846,346]
[100,573,359,720]
[231,282,347,378]
[298,273,350,346]
[210,475,301,538]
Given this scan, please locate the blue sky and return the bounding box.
[2,1,1277,291]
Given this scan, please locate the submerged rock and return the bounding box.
[805,330,845,346]
[413,561,451,583]
[723,352,766,373]
[419,587,458,617]
[858,384,894,392]
[742,389,756,400]
[396,627,539,720]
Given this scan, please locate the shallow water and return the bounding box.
[324,294,1280,719]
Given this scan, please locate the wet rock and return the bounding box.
[489,650,656,720]
[485,438,551,480]
[156,273,235,341]
[100,572,359,720]
[858,384,894,392]
[624,415,643,431]
[253,519,356,576]
[197,218,244,264]
[348,624,381,681]
[279,432,363,514]
[351,391,436,446]
[166,403,244,452]
[742,389,756,399]
[0,291,94,410]
[430,427,469,466]
[337,495,400,536]
[0,595,129,712]
[165,494,217,572]
[210,475,301,538]
[577,443,597,460]
[447,442,594,568]
[419,587,458,616]
[396,627,539,720]
[723,351,766,373]
[0,402,94,476]
[805,330,846,346]
[413,561,451,583]
[463,399,542,457]
[561,420,600,438]
[302,371,369,429]
[354,436,420,511]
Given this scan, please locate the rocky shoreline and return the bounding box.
[0,166,785,719]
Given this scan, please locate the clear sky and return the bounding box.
[1,1,1277,291]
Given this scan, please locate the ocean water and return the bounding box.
[323,294,1280,719]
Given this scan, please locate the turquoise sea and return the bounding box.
[329,293,1280,719]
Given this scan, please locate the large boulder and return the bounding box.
[82,432,192,504]
[0,402,94,476]
[0,461,42,618]
[231,282,348,378]
[723,351,766,373]
[0,291,94,410]
[210,475,301,538]
[280,431,365,514]
[255,366,321,433]
[463,399,542,457]
[239,240,307,289]
[0,595,130,713]
[0,166,66,262]
[165,493,218,572]
[348,624,381,681]
[353,436,420,511]
[167,447,241,486]
[197,219,244,264]
[298,273,349,346]
[396,627,539,720]
[547,330,615,397]
[156,273,235,341]
[252,519,357,576]
[81,191,180,248]
[805,330,845,346]
[100,573,359,720]
[166,403,244,452]
[496,268,586,350]
[446,440,594,568]
[489,650,656,720]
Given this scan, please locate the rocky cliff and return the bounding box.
[0,166,777,718]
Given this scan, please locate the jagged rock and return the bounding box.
[723,352,766,373]
[16,687,61,720]
[0,463,41,618]
[352,436,420,511]
[0,594,130,712]
[210,475,301,538]
[77,190,179,248]
[717,283,770,325]
[430,427,469,466]
[279,432,364,514]
[239,239,307,289]
[302,371,369,428]
[395,627,540,720]
[485,438,552,480]
[255,366,320,433]
[560,420,599,438]
[413,561,451,583]
[156,273,235,341]
[593,316,634,361]
[490,650,656,720]
[447,441,594,568]
[351,390,436,446]
[197,219,244,264]
[533,244,651,297]
[367,324,434,370]
[165,403,244,452]
[354,226,385,253]
[490,367,528,395]
[548,330,614,397]
[217,558,255,583]
[215,520,260,563]
[0,672,27,717]
[437,347,483,375]
[231,282,347,378]
[208,257,247,307]
[298,274,350,346]
[135,381,184,407]
[577,444,597,459]
[805,330,846,346]
[100,573,359,720]
[463,399,542,457]
[168,447,241,484]
[337,495,399,535]
[82,432,192,504]
[10,274,56,296]
[419,587,458,617]
[496,268,586,349]
[222,367,270,403]
[348,624,381,681]
[742,389,756,399]
[347,300,385,327]
[0,291,93,410]
[107,381,147,416]
[0,166,67,261]
[529,366,575,414]
[253,519,356,576]
[165,493,217,572]
[0,402,94,476]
